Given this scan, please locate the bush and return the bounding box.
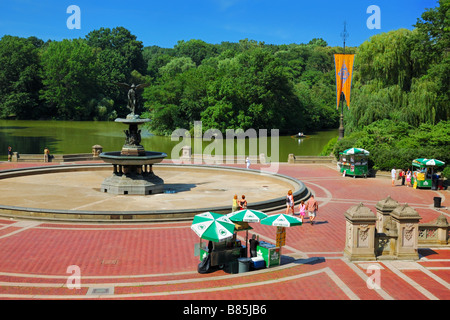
[442,166,450,180]
[324,119,450,171]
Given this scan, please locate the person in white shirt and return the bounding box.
[391,168,396,186]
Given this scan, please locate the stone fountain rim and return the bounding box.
[0,163,309,223]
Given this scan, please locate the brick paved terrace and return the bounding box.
[0,160,448,303]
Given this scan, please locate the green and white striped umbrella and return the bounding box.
[412,158,445,167]
[191,211,235,242]
[343,148,370,155]
[227,209,268,223]
[260,214,303,227]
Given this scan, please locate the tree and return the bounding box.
[85,27,146,75]
[414,0,449,60]
[0,36,43,119]
[346,1,449,132]
[40,39,101,120]
[356,29,415,91]
[308,38,328,47]
[174,39,217,66]
[159,57,196,78]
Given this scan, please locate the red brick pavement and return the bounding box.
[0,161,448,301]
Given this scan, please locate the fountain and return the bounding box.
[99,83,167,195]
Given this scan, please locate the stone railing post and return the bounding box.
[375,195,399,233]
[92,145,103,158]
[11,152,19,162]
[344,203,377,261]
[434,214,449,245]
[180,146,192,162]
[288,154,295,164]
[390,204,422,260]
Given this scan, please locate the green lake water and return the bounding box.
[0,120,338,162]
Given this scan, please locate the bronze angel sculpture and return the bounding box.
[113,82,149,115]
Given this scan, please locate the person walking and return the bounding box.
[7,146,12,162]
[391,168,396,187]
[298,200,306,219]
[44,147,50,162]
[232,194,239,212]
[400,169,405,186]
[406,169,412,187]
[305,194,319,225]
[239,195,247,210]
[246,157,251,169]
[285,190,294,215]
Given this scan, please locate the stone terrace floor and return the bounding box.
[0,160,448,302]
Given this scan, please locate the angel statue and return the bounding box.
[113,82,150,116]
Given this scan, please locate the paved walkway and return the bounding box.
[0,161,448,301]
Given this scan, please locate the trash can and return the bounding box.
[433,197,441,208]
[225,260,239,274]
[237,258,251,273]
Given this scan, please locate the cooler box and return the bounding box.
[251,257,265,269]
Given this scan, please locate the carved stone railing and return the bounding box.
[418,214,449,246]
[345,195,449,261]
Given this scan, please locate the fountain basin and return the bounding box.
[115,117,151,125]
[99,151,167,195]
[100,151,167,166]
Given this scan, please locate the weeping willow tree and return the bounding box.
[327,1,449,171]
[345,0,449,133]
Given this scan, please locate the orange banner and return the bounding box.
[334,54,355,109]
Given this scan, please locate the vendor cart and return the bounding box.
[198,237,245,266]
[196,223,252,274]
[198,221,251,263]
[339,148,370,178]
[411,158,445,189]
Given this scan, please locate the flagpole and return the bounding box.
[338,22,348,140]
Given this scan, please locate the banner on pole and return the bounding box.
[334,54,355,109]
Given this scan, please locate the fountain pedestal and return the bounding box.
[99,116,167,195]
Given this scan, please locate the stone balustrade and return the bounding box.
[345,195,449,261]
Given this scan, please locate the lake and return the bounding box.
[0,120,338,162]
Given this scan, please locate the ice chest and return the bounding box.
[251,257,265,269]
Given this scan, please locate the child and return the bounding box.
[298,200,306,218]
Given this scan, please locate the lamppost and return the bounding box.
[338,22,349,140]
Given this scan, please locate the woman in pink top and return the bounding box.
[406,169,412,187]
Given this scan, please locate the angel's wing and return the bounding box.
[112,82,131,89]
[135,83,150,90]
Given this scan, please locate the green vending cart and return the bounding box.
[411,158,445,189]
[339,148,370,178]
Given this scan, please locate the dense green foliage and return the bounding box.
[0,26,147,121]
[0,36,43,119]
[331,119,449,171]
[142,39,345,135]
[142,41,344,135]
